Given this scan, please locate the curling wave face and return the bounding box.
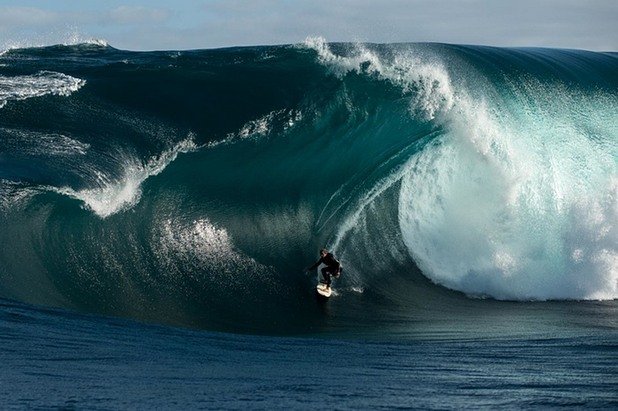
[0,39,616,333]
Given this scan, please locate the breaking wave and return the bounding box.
[0,39,616,332]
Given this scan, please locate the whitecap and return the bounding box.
[0,71,85,108]
[54,137,196,218]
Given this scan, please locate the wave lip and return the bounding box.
[0,71,85,108]
[0,34,110,56]
[54,137,196,218]
[303,37,454,120]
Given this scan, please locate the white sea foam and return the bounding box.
[0,127,89,156]
[397,75,618,301]
[303,37,454,120]
[79,38,109,47]
[0,71,85,108]
[313,39,617,301]
[55,137,196,218]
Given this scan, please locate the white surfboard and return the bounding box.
[316,282,332,298]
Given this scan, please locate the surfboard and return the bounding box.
[316,282,332,298]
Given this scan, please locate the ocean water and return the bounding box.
[1,298,616,409]
[0,39,616,408]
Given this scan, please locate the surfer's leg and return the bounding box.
[321,267,331,286]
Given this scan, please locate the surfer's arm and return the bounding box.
[307,258,323,271]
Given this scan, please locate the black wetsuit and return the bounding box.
[308,253,341,286]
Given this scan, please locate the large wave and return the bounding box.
[0,39,616,332]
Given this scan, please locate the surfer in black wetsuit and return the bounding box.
[307,249,341,289]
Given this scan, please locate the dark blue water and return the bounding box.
[1,298,616,409]
[0,40,616,407]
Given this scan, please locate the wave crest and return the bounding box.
[0,71,85,108]
[54,137,196,218]
[303,37,454,120]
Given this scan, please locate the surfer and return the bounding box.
[307,248,341,289]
